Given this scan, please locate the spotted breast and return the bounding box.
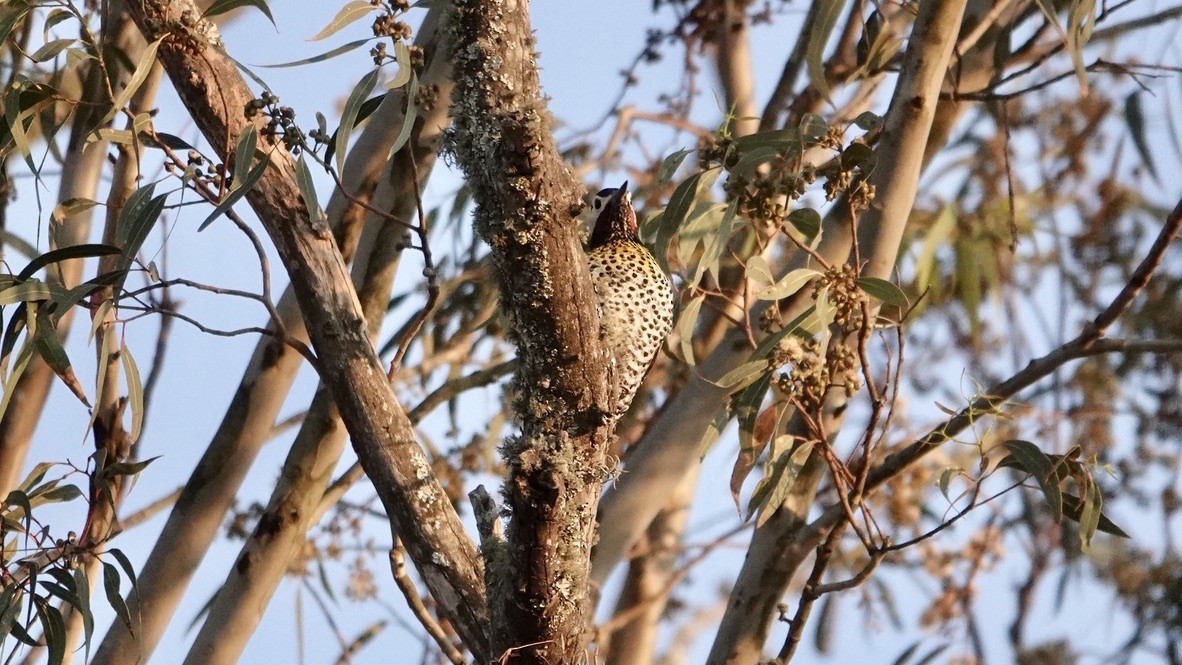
[586,182,675,416]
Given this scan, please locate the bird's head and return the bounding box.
[588,181,637,249]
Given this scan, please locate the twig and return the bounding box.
[1086,198,1182,340]
[120,487,183,530]
[388,150,440,376]
[774,523,842,663]
[389,542,466,665]
[406,359,516,422]
[118,305,319,367]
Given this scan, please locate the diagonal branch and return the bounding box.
[114,0,488,659]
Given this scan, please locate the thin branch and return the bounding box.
[804,196,1182,551]
[388,151,439,375]
[389,543,465,665]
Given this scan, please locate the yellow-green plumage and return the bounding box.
[587,183,675,416]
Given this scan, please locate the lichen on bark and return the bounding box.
[445,0,619,660]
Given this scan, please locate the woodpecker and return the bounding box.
[587,182,675,416]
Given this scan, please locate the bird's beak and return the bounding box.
[617,181,631,204]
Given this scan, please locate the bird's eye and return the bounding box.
[592,198,603,210]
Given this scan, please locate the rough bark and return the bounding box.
[96,2,488,663]
[184,52,452,663]
[92,12,451,664]
[446,0,616,661]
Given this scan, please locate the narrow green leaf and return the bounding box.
[0,281,67,305]
[121,342,144,444]
[733,128,801,153]
[758,268,821,301]
[103,456,159,479]
[38,581,80,612]
[107,548,139,587]
[14,462,52,494]
[0,302,28,382]
[295,154,325,231]
[73,567,94,650]
[55,270,129,317]
[143,132,196,151]
[1124,92,1158,180]
[805,0,844,101]
[34,598,65,665]
[938,467,963,503]
[745,255,774,285]
[32,307,90,407]
[37,484,82,504]
[309,0,375,41]
[914,205,956,289]
[102,562,134,633]
[656,148,693,185]
[324,92,387,165]
[676,295,704,366]
[29,38,76,63]
[856,276,908,307]
[697,407,731,459]
[385,41,413,89]
[654,168,720,268]
[0,336,36,425]
[1060,491,1128,539]
[114,185,167,295]
[676,202,727,268]
[1076,479,1101,550]
[754,439,814,527]
[199,153,270,231]
[1004,439,1063,520]
[387,72,420,156]
[204,0,276,27]
[233,125,258,186]
[259,38,374,69]
[734,372,773,481]
[728,145,782,178]
[335,68,381,175]
[4,490,32,529]
[100,37,164,128]
[4,85,37,170]
[954,237,982,332]
[86,317,113,435]
[0,4,32,47]
[18,244,121,281]
[913,644,952,665]
[0,585,22,646]
[711,359,769,391]
[787,207,821,240]
[690,200,737,287]
[9,618,40,647]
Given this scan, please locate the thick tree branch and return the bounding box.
[107,1,488,660]
[447,0,615,661]
[93,11,463,665]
